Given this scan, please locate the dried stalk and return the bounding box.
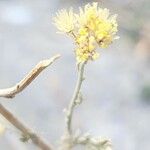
[0,103,52,150]
[0,54,60,98]
[0,54,61,150]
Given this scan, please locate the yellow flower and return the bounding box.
[92,52,100,60]
[76,2,98,30]
[53,2,119,63]
[53,8,75,33]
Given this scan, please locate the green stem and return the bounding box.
[66,62,86,134]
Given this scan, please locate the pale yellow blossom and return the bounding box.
[53,8,75,33]
[53,2,119,63]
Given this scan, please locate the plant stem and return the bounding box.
[66,62,86,134]
[0,103,52,150]
[0,54,60,98]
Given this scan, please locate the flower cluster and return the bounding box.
[53,2,119,63]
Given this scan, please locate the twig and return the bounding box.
[0,54,60,149]
[0,54,60,98]
[66,62,86,134]
[0,103,52,150]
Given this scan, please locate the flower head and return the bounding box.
[53,2,119,63]
[53,8,75,33]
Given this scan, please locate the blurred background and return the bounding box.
[0,0,150,149]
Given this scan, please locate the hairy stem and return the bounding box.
[66,62,86,134]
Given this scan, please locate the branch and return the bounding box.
[0,54,60,98]
[0,103,52,150]
[0,54,61,149]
